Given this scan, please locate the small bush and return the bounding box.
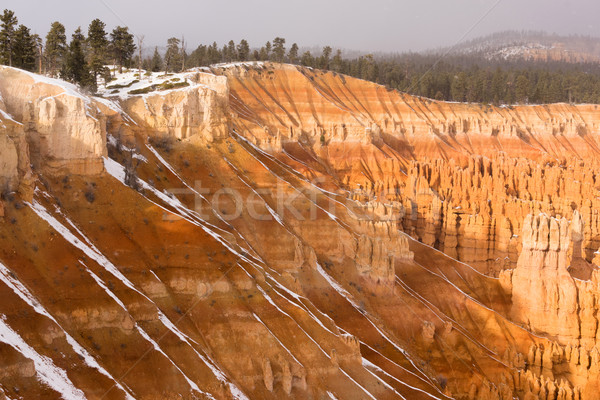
[85,187,95,203]
[128,81,189,95]
[149,136,174,153]
[106,79,139,89]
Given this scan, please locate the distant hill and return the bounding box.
[437,30,600,63]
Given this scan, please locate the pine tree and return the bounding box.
[320,46,332,69]
[164,37,181,73]
[45,21,67,76]
[12,24,36,71]
[63,27,95,91]
[515,74,530,103]
[237,40,249,61]
[207,42,220,64]
[331,49,343,72]
[272,37,285,62]
[150,47,162,72]
[189,44,207,67]
[288,43,298,64]
[264,41,271,60]
[227,40,236,61]
[87,19,108,81]
[301,51,314,67]
[110,26,135,73]
[451,72,468,102]
[0,9,18,66]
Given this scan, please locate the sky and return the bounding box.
[3,0,600,53]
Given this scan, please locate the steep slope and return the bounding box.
[0,63,599,399]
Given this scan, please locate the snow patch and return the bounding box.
[0,315,86,400]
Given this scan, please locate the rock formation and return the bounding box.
[120,72,230,141]
[1,62,600,399]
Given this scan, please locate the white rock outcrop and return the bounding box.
[120,72,229,141]
[0,66,106,175]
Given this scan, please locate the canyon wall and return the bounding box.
[1,63,600,399]
[120,72,230,141]
[0,67,107,175]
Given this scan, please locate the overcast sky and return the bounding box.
[3,0,600,53]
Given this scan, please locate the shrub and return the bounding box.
[106,79,139,89]
[85,189,95,203]
[149,136,174,153]
[128,80,189,95]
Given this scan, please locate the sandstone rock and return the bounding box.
[0,66,106,175]
[120,73,229,142]
[262,358,273,392]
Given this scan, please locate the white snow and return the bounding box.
[0,315,86,400]
[96,66,211,99]
[211,61,265,69]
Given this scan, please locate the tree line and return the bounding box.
[0,9,135,91]
[160,37,600,105]
[4,8,600,105]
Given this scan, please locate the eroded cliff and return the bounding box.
[0,63,599,399]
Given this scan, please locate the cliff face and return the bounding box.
[0,67,107,175]
[220,63,600,159]
[120,72,230,141]
[1,63,600,399]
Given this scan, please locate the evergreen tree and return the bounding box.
[451,72,468,102]
[331,49,343,72]
[237,40,249,61]
[87,19,109,81]
[288,43,299,64]
[0,9,18,66]
[164,37,181,72]
[189,44,207,66]
[320,46,332,69]
[272,37,285,62]
[12,24,36,71]
[62,27,95,91]
[110,26,135,73]
[45,21,67,76]
[207,42,220,64]
[221,44,228,61]
[150,47,162,71]
[301,51,314,67]
[263,41,271,60]
[227,40,236,61]
[515,74,530,103]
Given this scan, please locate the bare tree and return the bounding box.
[137,34,144,79]
[33,34,43,74]
[180,35,186,71]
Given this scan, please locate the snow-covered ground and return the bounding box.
[96,65,204,99]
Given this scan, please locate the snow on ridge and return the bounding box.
[0,315,86,400]
[210,61,265,69]
[0,66,90,104]
[97,67,213,100]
